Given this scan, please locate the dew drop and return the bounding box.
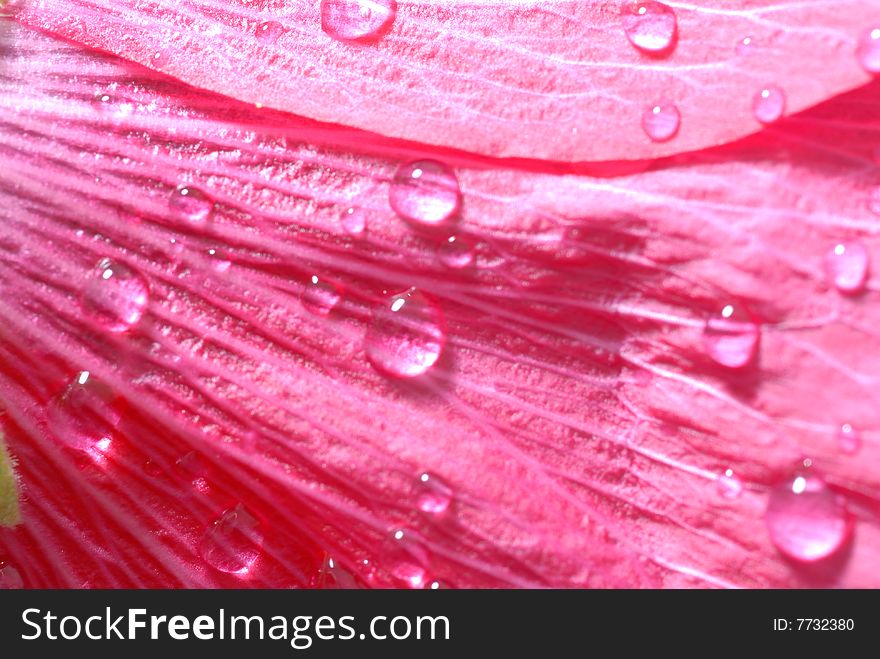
[641,102,680,142]
[302,275,343,316]
[382,528,430,589]
[80,258,150,333]
[200,504,263,574]
[255,20,285,45]
[825,241,869,295]
[765,474,851,563]
[342,206,367,236]
[365,288,445,378]
[206,248,232,273]
[837,423,861,455]
[389,160,461,228]
[46,371,121,452]
[752,86,785,124]
[717,469,743,499]
[311,555,361,589]
[151,49,170,68]
[621,1,677,55]
[736,36,754,56]
[702,303,760,369]
[416,472,454,515]
[321,0,397,42]
[92,91,114,111]
[856,27,880,74]
[0,563,23,589]
[438,236,474,269]
[169,185,214,225]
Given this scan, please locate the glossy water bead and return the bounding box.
[200,504,264,574]
[80,258,150,333]
[702,303,760,369]
[825,241,869,294]
[621,2,677,55]
[416,472,454,515]
[641,102,680,142]
[752,86,785,124]
[46,371,121,451]
[321,0,397,42]
[302,275,343,316]
[765,474,851,563]
[365,288,445,378]
[856,27,880,73]
[255,20,285,45]
[389,160,462,228]
[169,185,214,225]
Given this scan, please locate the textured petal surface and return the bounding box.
[1,20,879,588]
[9,0,879,161]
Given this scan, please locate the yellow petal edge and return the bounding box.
[0,432,21,527]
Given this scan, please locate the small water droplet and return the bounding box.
[702,303,760,369]
[206,248,232,272]
[255,20,285,45]
[365,288,445,378]
[717,469,743,499]
[92,91,114,110]
[416,472,454,515]
[641,102,680,142]
[825,241,869,295]
[837,423,861,455]
[621,1,677,55]
[765,474,851,563]
[389,160,461,228]
[80,258,150,333]
[169,186,214,225]
[438,236,474,269]
[46,371,121,451]
[736,36,754,56]
[752,86,785,124]
[321,0,397,42]
[302,275,343,316]
[857,27,880,73]
[200,504,263,574]
[342,206,368,236]
[311,555,361,588]
[382,528,430,588]
[0,563,23,589]
[151,49,170,68]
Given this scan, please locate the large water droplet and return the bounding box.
[0,562,23,589]
[46,371,121,451]
[621,1,677,55]
[717,469,743,500]
[752,86,785,124]
[856,27,880,73]
[382,528,430,588]
[416,472,454,515]
[302,275,343,316]
[80,258,149,333]
[342,206,367,236]
[321,0,397,42]
[200,504,263,574]
[702,303,760,369]
[365,288,445,378]
[169,185,214,225]
[389,160,461,228]
[641,102,680,142]
[765,474,851,563]
[438,236,474,269]
[255,20,285,45]
[825,241,869,295]
[837,423,861,455]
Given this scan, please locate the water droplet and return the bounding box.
[302,275,343,316]
[255,20,285,45]
[621,1,677,55]
[80,258,149,333]
[200,504,263,574]
[641,102,680,142]
[0,563,23,589]
[389,160,461,228]
[716,469,743,499]
[416,472,454,515]
[92,91,114,110]
[736,36,754,56]
[702,303,760,369]
[752,86,785,124]
[856,27,880,74]
[321,0,397,42]
[342,206,367,236]
[46,371,121,451]
[438,236,474,269]
[765,474,851,563]
[311,555,361,588]
[169,186,214,225]
[206,248,232,272]
[151,49,170,68]
[837,423,861,455]
[365,288,445,378]
[382,529,430,588]
[825,241,869,295]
